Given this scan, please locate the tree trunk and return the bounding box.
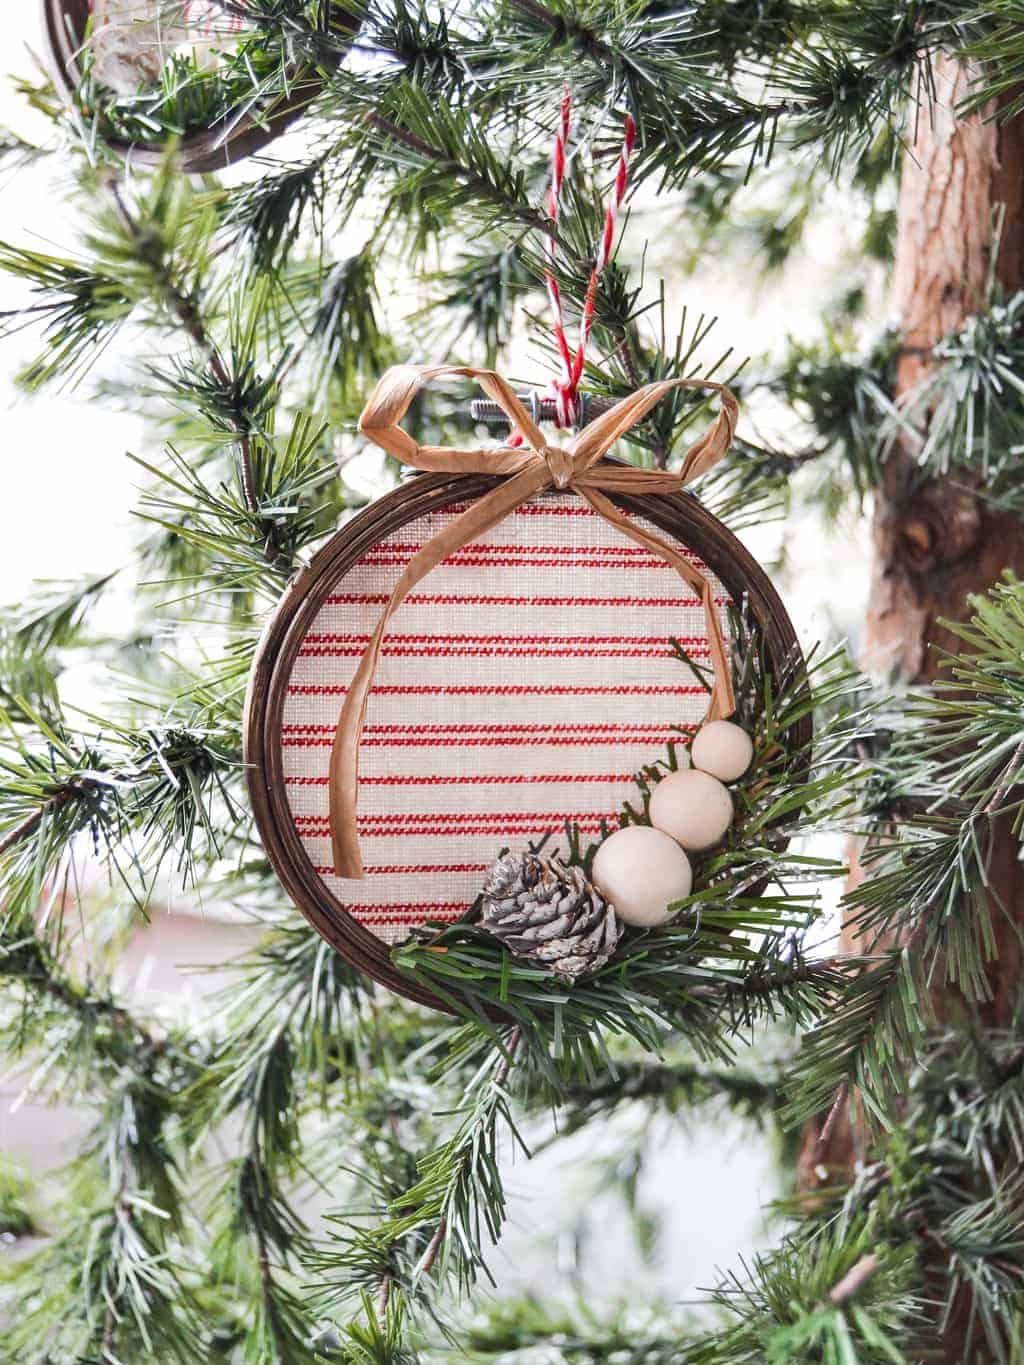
[868,59,1024,689]
[865,60,1024,1021]
[797,55,1024,1358]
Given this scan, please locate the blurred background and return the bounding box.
[0,4,877,1310]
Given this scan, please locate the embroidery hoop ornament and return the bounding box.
[41,0,357,171]
[244,367,810,1011]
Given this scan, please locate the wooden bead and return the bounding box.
[690,720,754,783]
[591,825,692,927]
[648,769,733,850]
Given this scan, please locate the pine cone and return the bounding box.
[479,850,621,982]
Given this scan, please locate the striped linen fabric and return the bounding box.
[280,492,731,943]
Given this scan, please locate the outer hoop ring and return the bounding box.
[244,466,811,1011]
[40,0,355,172]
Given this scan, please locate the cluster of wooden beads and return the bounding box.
[591,720,754,927]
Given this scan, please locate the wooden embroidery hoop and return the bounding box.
[244,462,810,1011]
[41,0,355,172]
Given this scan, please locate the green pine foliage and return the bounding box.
[0,1,1023,1360]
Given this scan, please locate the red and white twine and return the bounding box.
[535,91,636,431]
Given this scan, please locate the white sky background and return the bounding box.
[0,4,881,1301]
[0,15,143,608]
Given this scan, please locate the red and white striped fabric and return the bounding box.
[280,493,731,943]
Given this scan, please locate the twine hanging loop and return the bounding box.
[508,91,636,444]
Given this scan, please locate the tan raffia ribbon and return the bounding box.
[330,364,739,879]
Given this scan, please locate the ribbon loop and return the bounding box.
[331,365,739,879]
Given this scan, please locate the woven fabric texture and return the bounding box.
[280,492,731,943]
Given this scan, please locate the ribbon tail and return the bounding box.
[329,465,550,879]
[699,575,735,721]
[577,486,736,723]
[329,614,390,881]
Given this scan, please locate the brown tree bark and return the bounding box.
[796,56,1024,1358]
[868,59,1024,690]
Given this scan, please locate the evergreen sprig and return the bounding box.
[312,1027,524,1313]
[691,1218,921,1363]
[788,577,1024,1129]
[886,290,1024,506]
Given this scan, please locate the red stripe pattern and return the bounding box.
[280,493,731,941]
[298,633,712,660]
[282,722,697,748]
[359,543,694,569]
[326,593,728,607]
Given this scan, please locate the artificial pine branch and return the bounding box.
[788,577,1024,1131]
[104,174,296,572]
[312,1026,524,1316]
[690,1216,920,1363]
[548,1056,786,1137]
[0,1154,38,1240]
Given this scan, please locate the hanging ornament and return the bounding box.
[245,363,804,1007]
[41,0,357,171]
[244,95,808,1010]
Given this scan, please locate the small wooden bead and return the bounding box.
[591,825,692,927]
[691,720,754,783]
[649,769,733,851]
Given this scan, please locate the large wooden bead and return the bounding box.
[649,769,733,851]
[591,825,693,927]
[691,720,754,783]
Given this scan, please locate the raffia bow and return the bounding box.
[330,363,739,880]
